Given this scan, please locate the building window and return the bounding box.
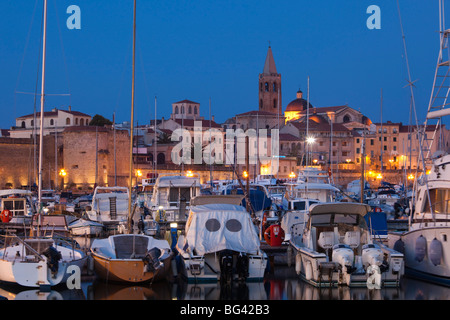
[80,118,84,126]
[157,153,165,165]
[189,105,192,114]
[260,99,263,109]
[273,82,277,92]
[273,99,277,109]
[21,121,25,128]
[265,82,269,92]
[194,106,197,115]
[370,139,374,145]
[66,118,70,125]
[75,118,78,125]
[343,115,351,123]
[393,137,397,142]
[31,120,34,127]
[356,138,360,144]
[175,106,179,114]
[356,148,360,154]
[181,105,185,114]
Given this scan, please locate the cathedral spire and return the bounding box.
[263,46,277,74]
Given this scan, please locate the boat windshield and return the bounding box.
[311,213,360,227]
[423,188,450,214]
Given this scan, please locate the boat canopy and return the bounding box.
[309,202,371,217]
[0,189,33,197]
[184,204,260,256]
[156,175,200,187]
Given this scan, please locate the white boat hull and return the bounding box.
[0,243,87,288]
[388,226,450,285]
[177,251,268,283]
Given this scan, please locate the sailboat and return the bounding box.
[0,0,88,289]
[387,0,450,286]
[90,0,173,284]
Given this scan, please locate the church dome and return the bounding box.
[285,90,313,112]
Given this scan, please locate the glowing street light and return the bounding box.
[306,136,316,145]
[243,171,248,178]
[59,169,67,177]
[186,170,194,177]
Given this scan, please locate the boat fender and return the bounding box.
[304,261,313,281]
[0,209,12,223]
[429,238,443,266]
[295,253,302,275]
[143,247,163,272]
[393,239,405,254]
[42,246,62,275]
[415,235,427,262]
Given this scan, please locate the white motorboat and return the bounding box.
[0,189,36,224]
[388,153,450,285]
[292,202,404,287]
[85,186,130,233]
[386,8,450,286]
[150,173,201,223]
[0,235,87,289]
[176,197,268,283]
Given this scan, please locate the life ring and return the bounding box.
[1,209,12,223]
[263,224,285,247]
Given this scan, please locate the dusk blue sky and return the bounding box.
[0,0,447,129]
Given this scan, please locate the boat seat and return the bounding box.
[318,232,337,250]
[343,231,360,249]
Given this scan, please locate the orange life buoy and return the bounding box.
[1,209,12,223]
[264,224,285,247]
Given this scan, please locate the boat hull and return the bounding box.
[388,226,450,285]
[0,253,87,288]
[177,252,268,283]
[91,252,173,283]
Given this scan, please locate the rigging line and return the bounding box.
[15,91,71,96]
[137,33,154,119]
[396,0,420,132]
[14,0,41,121]
[51,0,72,105]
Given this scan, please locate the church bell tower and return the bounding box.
[259,46,282,115]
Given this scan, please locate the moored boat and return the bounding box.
[90,234,173,283]
[292,202,404,287]
[0,235,87,289]
[175,196,268,283]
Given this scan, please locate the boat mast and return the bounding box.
[128,0,137,232]
[37,0,48,211]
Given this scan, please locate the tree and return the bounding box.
[89,114,112,126]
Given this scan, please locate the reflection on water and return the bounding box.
[1,267,450,300]
[1,236,449,300]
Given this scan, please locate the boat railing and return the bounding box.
[0,234,46,262]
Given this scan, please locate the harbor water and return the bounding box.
[1,235,449,301]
